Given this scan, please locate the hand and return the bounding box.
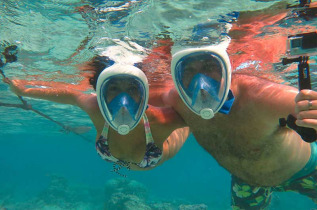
[295,89,317,130]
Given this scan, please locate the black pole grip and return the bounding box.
[280,56,316,142]
[298,57,311,90]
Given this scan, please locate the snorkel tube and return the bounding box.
[96,64,149,135]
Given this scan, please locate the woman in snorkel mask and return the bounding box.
[6,41,189,173]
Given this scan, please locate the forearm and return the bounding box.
[129,127,190,171]
[9,79,83,105]
[23,88,82,105]
[161,127,190,161]
[233,74,298,122]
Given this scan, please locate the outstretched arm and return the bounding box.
[147,105,190,166]
[161,127,190,162]
[127,105,190,171]
[5,79,86,106]
[129,126,190,171]
[233,74,317,135]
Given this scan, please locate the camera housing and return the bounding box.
[287,32,317,58]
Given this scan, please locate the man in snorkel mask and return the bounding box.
[171,41,234,120]
[166,31,317,209]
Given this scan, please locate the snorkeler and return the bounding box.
[167,43,317,209]
[96,63,149,135]
[164,3,317,208]
[4,40,189,173]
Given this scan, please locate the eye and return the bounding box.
[181,66,196,87]
[108,85,119,93]
[128,85,138,94]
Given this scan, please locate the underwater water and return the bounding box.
[1,0,317,209]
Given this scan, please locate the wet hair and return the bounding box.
[87,56,114,90]
[87,55,143,90]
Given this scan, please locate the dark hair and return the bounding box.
[87,56,114,90]
[87,56,143,90]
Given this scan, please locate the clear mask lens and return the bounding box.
[175,51,229,118]
[99,75,146,134]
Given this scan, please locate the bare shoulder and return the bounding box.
[76,93,105,132]
[77,93,99,113]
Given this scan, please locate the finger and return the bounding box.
[297,110,317,120]
[296,118,317,130]
[295,100,315,113]
[295,90,317,102]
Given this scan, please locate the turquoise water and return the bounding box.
[1,0,317,209]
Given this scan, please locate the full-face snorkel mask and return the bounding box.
[171,43,234,119]
[96,64,149,135]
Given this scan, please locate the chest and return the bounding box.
[191,101,277,153]
[193,110,311,186]
[190,104,295,185]
[193,116,275,160]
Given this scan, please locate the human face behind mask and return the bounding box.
[172,47,233,119]
[105,76,141,103]
[96,64,149,135]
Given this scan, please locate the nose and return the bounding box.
[200,89,209,97]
